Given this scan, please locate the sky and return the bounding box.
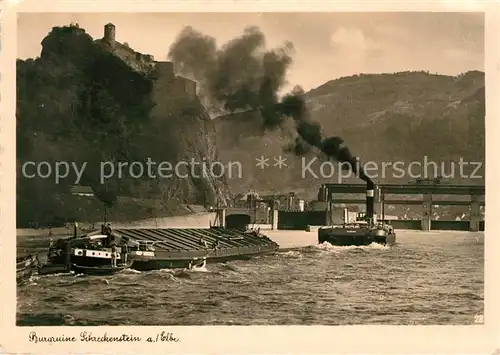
[17,12,484,91]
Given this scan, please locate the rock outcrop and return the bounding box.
[16,23,230,227]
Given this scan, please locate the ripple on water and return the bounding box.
[17,232,484,325]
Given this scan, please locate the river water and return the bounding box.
[17,231,483,325]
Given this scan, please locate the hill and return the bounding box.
[214,70,485,198]
[16,23,230,227]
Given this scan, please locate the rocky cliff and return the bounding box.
[16,23,230,227]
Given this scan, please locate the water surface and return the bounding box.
[17,231,484,325]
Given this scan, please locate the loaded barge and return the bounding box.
[318,181,396,246]
[42,224,279,273]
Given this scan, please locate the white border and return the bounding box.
[1,1,499,354]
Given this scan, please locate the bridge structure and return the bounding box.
[318,183,485,231]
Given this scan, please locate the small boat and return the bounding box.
[46,224,279,272]
[16,254,40,284]
[72,261,132,276]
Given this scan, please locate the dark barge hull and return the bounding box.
[38,263,69,275]
[318,226,396,246]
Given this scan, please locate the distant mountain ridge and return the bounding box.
[214,70,485,198]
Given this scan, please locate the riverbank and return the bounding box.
[17,213,484,253]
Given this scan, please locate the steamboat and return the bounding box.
[318,181,396,246]
[316,136,396,247]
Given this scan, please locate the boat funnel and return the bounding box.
[366,181,375,222]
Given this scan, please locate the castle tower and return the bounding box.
[104,23,116,44]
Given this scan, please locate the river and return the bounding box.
[17,230,483,325]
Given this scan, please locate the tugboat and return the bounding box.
[45,224,132,271]
[16,254,40,284]
[318,182,396,246]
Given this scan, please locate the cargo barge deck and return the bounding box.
[43,225,279,273]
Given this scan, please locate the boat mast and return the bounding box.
[104,183,108,223]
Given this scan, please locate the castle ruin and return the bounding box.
[95,23,197,102]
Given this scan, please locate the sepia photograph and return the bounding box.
[1,2,499,353]
[13,10,486,327]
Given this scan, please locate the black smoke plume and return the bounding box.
[168,26,372,184]
[168,26,293,120]
[321,137,373,186]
